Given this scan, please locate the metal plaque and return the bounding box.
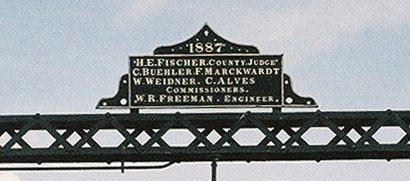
[129,55,282,108]
[96,24,317,110]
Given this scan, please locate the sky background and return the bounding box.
[1,0,410,180]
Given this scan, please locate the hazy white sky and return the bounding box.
[1,0,410,180]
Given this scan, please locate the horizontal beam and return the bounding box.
[1,110,410,129]
[0,110,409,164]
[0,146,409,163]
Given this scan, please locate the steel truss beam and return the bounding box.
[1,110,410,164]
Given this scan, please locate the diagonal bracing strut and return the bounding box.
[0,110,410,166]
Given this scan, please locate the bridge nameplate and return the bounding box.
[97,24,317,109]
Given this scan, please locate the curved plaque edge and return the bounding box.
[283,74,318,108]
[153,24,259,55]
[96,74,129,109]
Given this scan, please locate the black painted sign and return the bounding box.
[129,55,282,108]
[96,25,317,110]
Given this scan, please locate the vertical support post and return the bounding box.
[130,109,139,114]
[121,161,125,173]
[211,159,217,181]
[272,108,281,113]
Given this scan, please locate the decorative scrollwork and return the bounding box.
[154,24,259,55]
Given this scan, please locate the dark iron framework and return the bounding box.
[1,110,410,166]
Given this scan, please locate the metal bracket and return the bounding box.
[96,74,129,109]
[283,74,317,107]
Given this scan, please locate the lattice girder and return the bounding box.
[1,110,410,163]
